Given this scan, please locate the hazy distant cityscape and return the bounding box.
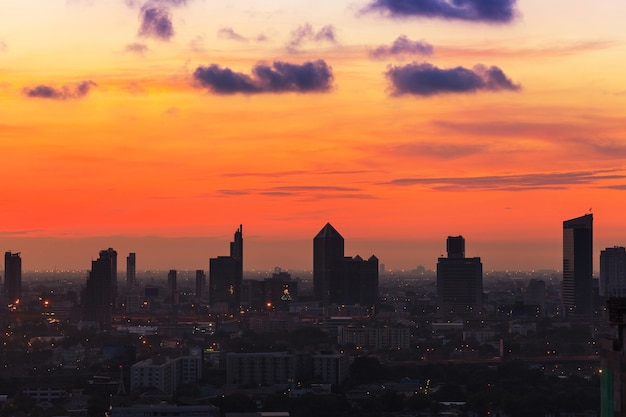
[1,215,626,417]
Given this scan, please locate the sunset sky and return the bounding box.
[1,0,626,272]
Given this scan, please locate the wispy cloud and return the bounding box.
[287,23,337,52]
[193,60,334,94]
[365,0,519,23]
[386,62,520,96]
[23,81,97,100]
[124,42,149,55]
[222,170,370,178]
[385,142,487,159]
[386,169,626,191]
[217,185,376,200]
[370,36,433,59]
[218,27,248,42]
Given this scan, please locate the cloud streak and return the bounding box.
[193,60,334,94]
[218,185,376,200]
[366,0,518,23]
[386,170,626,191]
[370,36,433,59]
[125,42,149,55]
[218,27,248,42]
[23,81,97,100]
[386,62,520,96]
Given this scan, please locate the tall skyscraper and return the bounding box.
[437,236,483,317]
[195,270,206,299]
[313,223,379,308]
[99,248,118,308]
[562,213,593,317]
[313,223,345,306]
[3,251,22,305]
[209,225,243,313]
[126,252,136,290]
[168,269,178,306]
[601,246,626,299]
[83,253,113,329]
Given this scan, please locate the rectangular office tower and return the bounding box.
[3,251,22,305]
[601,246,626,299]
[127,253,136,290]
[437,236,483,317]
[562,214,593,317]
[209,225,243,313]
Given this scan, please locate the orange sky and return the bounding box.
[1,0,626,271]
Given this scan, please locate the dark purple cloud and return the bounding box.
[23,81,97,100]
[370,35,433,59]
[218,27,248,42]
[386,62,520,96]
[138,6,174,41]
[193,60,334,94]
[287,23,337,51]
[366,0,518,23]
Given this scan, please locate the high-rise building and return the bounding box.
[437,236,483,317]
[341,255,379,308]
[209,225,243,313]
[99,248,118,308]
[168,270,178,306]
[314,223,345,306]
[601,246,626,299]
[83,253,113,329]
[313,223,379,308]
[127,253,136,290]
[195,270,206,299]
[3,251,22,305]
[601,298,626,416]
[562,214,593,317]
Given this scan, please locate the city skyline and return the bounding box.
[1,1,626,271]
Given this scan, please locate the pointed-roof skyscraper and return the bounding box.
[313,223,345,305]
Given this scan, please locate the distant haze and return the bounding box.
[1,234,614,273]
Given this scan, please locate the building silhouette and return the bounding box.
[195,270,206,299]
[437,236,483,316]
[126,252,136,290]
[209,225,243,313]
[601,246,626,299]
[99,248,118,309]
[313,223,378,308]
[3,251,22,305]
[83,253,113,329]
[168,269,178,307]
[313,223,345,306]
[562,214,593,317]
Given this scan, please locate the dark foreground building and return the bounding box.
[209,225,243,313]
[313,223,378,309]
[436,236,483,317]
[562,213,593,317]
[3,251,22,305]
[83,252,114,329]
